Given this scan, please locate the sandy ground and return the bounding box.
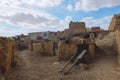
[4,50,120,80]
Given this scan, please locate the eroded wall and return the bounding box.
[33,41,55,56]
[0,38,15,73]
[69,22,87,34]
[115,30,120,63]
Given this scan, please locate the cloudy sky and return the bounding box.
[0,0,120,37]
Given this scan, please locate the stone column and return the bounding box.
[88,33,95,62]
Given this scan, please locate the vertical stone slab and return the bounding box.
[88,33,95,62]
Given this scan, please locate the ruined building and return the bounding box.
[58,21,95,62]
[69,22,87,33]
[91,27,101,32]
[109,14,120,30]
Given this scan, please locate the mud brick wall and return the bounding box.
[63,29,71,36]
[29,41,33,51]
[33,41,55,56]
[58,40,78,61]
[115,30,120,63]
[0,38,15,73]
[69,22,87,34]
[109,14,120,30]
[91,27,100,32]
[33,43,44,54]
[43,42,55,56]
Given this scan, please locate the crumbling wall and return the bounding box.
[115,30,120,63]
[58,40,78,60]
[109,14,120,30]
[69,22,87,34]
[96,32,116,55]
[91,27,100,32]
[43,42,55,56]
[63,29,71,36]
[33,43,44,54]
[0,38,15,73]
[33,41,55,56]
[96,30,113,40]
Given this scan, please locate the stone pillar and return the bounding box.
[89,43,95,62]
[88,33,95,62]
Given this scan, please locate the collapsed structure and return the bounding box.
[9,13,120,75]
[58,22,95,61]
[110,14,120,63]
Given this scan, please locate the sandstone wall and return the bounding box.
[0,38,15,73]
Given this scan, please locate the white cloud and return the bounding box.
[0,0,64,8]
[20,0,64,8]
[0,0,68,37]
[0,9,72,36]
[67,4,73,11]
[64,16,72,22]
[0,13,58,26]
[75,0,120,12]
[81,16,112,30]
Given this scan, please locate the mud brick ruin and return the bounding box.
[0,37,15,73]
[91,27,101,32]
[1,14,120,79]
[58,22,95,61]
[69,22,87,33]
[109,14,120,30]
[33,41,55,56]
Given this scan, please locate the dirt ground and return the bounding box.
[4,50,120,80]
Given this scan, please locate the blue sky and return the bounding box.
[0,0,120,37]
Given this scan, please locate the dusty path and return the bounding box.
[5,50,120,80]
[7,50,60,80]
